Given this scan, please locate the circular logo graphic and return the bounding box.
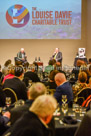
[6,5,30,28]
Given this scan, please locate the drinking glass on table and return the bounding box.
[15,99,25,107]
[79,107,86,116]
[29,80,32,87]
[5,97,11,107]
[62,95,67,104]
[62,103,68,115]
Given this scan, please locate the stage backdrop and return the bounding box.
[0,0,81,39]
[0,0,87,67]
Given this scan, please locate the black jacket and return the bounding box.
[24,71,40,82]
[3,77,27,101]
[4,111,53,136]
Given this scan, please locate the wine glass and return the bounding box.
[5,97,11,107]
[61,103,68,115]
[29,80,32,87]
[62,95,67,104]
[15,99,25,107]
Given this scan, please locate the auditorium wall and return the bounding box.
[0,0,87,67]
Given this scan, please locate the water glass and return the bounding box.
[62,103,68,115]
[80,107,86,116]
[6,97,11,107]
[72,103,79,112]
[62,95,67,104]
[29,80,32,87]
[15,100,25,107]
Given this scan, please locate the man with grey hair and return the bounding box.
[17,48,27,64]
[10,82,47,125]
[54,73,73,105]
[4,95,57,136]
[52,48,62,64]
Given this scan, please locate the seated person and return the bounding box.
[54,73,73,105]
[10,82,47,125]
[2,60,12,82]
[4,95,57,136]
[2,64,15,83]
[80,65,91,83]
[72,59,85,81]
[44,70,59,89]
[72,72,88,96]
[33,62,38,74]
[74,110,91,136]
[44,59,56,74]
[52,48,62,64]
[3,65,27,101]
[24,64,40,85]
[15,48,27,65]
[4,59,12,67]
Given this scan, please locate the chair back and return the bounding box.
[3,88,18,104]
[75,87,91,105]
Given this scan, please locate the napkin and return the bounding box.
[62,116,77,124]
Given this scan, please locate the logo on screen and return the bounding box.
[6,5,30,28]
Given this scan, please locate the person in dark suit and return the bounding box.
[74,110,91,136]
[54,73,73,105]
[3,95,57,136]
[52,48,62,63]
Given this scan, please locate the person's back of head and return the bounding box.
[8,64,15,75]
[48,59,56,66]
[4,59,12,67]
[55,73,66,86]
[49,70,59,82]
[30,95,57,124]
[29,82,47,100]
[78,71,87,83]
[15,65,24,77]
[2,64,13,76]
[33,62,38,73]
